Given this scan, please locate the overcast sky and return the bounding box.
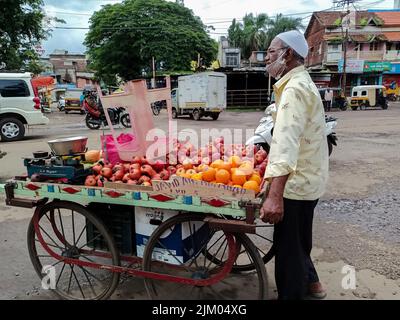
[41,0,394,56]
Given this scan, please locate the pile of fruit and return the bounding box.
[84,138,268,193]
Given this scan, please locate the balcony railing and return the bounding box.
[326,51,342,62]
[346,50,385,61]
[385,50,400,61]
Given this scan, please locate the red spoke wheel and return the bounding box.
[204,217,275,272]
[142,213,268,300]
[27,201,120,300]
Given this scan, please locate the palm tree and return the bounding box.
[228,13,304,59]
[228,13,270,59]
[264,14,305,49]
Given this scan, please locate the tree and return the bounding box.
[264,14,304,49]
[85,0,217,84]
[227,13,304,59]
[0,0,62,74]
[228,14,270,59]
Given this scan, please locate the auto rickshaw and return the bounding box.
[348,85,388,111]
[64,88,85,114]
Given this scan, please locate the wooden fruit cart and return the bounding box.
[0,177,274,300]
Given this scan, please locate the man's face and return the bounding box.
[265,38,287,66]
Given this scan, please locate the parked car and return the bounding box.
[348,85,388,110]
[0,72,49,141]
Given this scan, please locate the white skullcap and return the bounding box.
[276,30,309,59]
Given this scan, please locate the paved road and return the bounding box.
[0,105,399,300]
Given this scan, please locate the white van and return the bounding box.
[171,72,227,120]
[0,72,49,141]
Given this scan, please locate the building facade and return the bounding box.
[41,50,96,88]
[305,9,400,95]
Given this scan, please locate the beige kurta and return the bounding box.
[264,66,329,201]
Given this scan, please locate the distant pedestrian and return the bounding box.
[324,89,333,112]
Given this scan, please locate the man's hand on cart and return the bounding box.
[259,175,288,224]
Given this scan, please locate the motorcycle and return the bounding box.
[246,104,338,156]
[83,92,131,130]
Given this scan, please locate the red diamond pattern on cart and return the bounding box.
[25,183,41,191]
[105,190,125,198]
[150,194,174,202]
[62,187,81,194]
[204,199,229,207]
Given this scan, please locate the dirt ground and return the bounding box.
[0,104,399,300]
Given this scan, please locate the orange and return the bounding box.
[231,169,247,186]
[243,180,260,193]
[181,173,192,179]
[191,172,202,181]
[219,161,232,171]
[202,167,216,182]
[210,159,224,169]
[239,163,253,176]
[215,169,230,184]
[228,155,242,168]
[233,185,243,188]
[249,174,262,185]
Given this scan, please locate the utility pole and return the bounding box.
[152,56,156,88]
[333,0,355,96]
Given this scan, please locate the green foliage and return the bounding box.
[227,13,304,59]
[85,0,217,84]
[0,0,61,74]
[333,18,343,27]
[359,18,368,27]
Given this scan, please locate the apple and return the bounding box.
[127,179,138,185]
[142,181,152,187]
[138,175,151,184]
[152,174,162,180]
[113,169,125,181]
[123,173,131,183]
[97,177,105,187]
[123,163,130,172]
[103,162,113,169]
[167,166,177,175]
[159,169,170,180]
[112,163,124,173]
[101,167,113,179]
[130,163,141,171]
[141,164,156,177]
[255,153,265,165]
[132,156,142,165]
[85,175,97,187]
[140,156,148,165]
[256,149,268,160]
[150,159,165,172]
[129,168,141,180]
[92,164,103,175]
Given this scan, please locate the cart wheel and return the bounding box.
[204,217,274,272]
[142,213,268,300]
[27,201,120,300]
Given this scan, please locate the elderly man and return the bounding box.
[260,30,329,300]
